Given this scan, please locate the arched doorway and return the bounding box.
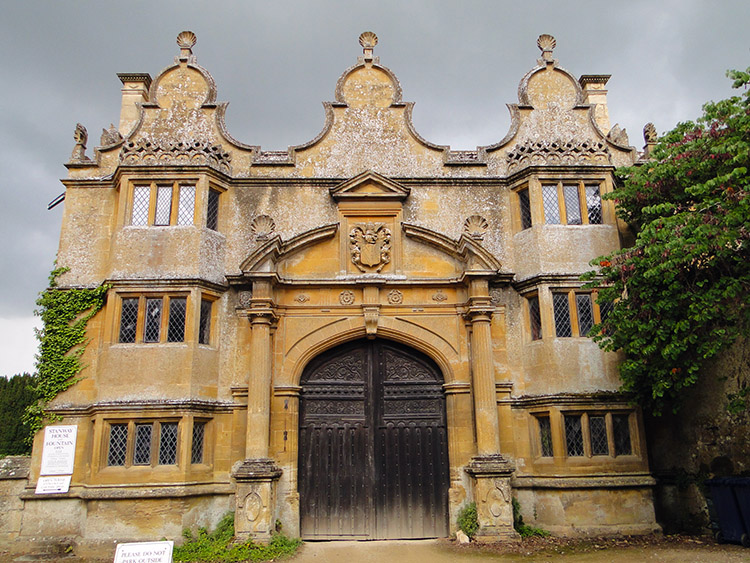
[298,339,450,539]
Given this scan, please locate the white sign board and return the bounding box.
[114,541,173,563]
[35,475,72,494]
[40,425,77,475]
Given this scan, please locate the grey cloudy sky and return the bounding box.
[0,0,747,376]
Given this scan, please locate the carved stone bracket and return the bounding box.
[363,305,380,338]
[465,454,519,542]
[232,458,283,543]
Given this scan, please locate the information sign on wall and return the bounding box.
[39,424,77,476]
[113,541,174,563]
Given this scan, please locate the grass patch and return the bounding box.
[173,512,301,562]
[513,498,550,539]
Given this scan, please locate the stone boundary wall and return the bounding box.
[0,456,30,542]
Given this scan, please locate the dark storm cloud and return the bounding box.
[0,0,747,372]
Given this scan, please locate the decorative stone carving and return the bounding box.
[232,458,282,542]
[176,30,197,51]
[238,291,252,307]
[350,223,391,273]
[387,289,403,305]
[463,215,489,241]
[432,290,447,302]
[607,124,630,146]
[537,34,556,61]
[70,123,90,162]
[120,139,232,174]
[294,294,310,304]
[465,454,518,542]
[339,290,355,305]
[100,123,123,147]
[250,215,276,241]
[506,140,610,173]
[489,288,502,306]
[643,122,657,144]
[359,31,378,49]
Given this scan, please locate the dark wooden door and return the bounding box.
[299,340,449,539]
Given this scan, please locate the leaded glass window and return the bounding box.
[519,188,532,230]
[528,296,542,341]
[154,185,173,226]
[131,186,150,225]
[158,422,178,465]
[576,294,595,336]
[613,414,632,456]
[143,298,162,343]
[589,415,608,455]
[191,421,206,464]
[538,416,553,457]
[553,293,572,337]
[564,415,584,456]
[133,423,153,465]
[167,297,187,342]
[206,189,220,231]
[107,423,128,466]
[199,299,212,345]
[585,185,602,224]
[177,185,196,226]
[119,298,139,343]
[542,185,561,224]
[563,184,582,225]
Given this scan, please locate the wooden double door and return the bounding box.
[298,339,450,539]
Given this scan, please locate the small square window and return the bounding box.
[613,414,632,456]
[589,415,608,455]
[538,416,553,457]
[199,298,212,345]
[553,293,572,337]
[133,423,153,465]
[191,421,206,464]
[143,298,163,343]
[206,189,220,231]
[167,297,187,343]
[528,296,542,341]
[107,424,128,466]
[119,298,139,343]
[564,415,584,456]
[519,188,532,230]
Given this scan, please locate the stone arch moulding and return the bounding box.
[279,319,460,390]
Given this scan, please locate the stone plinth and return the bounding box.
[465,454,519,542]
[232,458,282,542]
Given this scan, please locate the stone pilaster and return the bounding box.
[464,279,517,541]
[465,455,518,542]
[232,459,283,542]
[233,289,282,542]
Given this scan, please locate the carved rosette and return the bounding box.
[339,290,355,305]
[350,223,392,273]
[238,291,253,308]
[294,294,310,304]
[387,289,403,305]
[432,290,447,302]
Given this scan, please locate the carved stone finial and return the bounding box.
[607,123,630,147]
[643,122,657,144]
[100,123,123,147]
[359,31,378,61]
[537,34,556,62]
[70,123,90,162]
[177,30,197,58]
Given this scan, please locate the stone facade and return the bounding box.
[9,31,660,555]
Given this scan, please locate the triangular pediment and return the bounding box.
[329,170,410,202]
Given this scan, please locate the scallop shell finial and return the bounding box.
[359,31,378,60]
[537,34,556,61]
[359,31,378,49]
[177,31,197,56]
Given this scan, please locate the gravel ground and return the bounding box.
[2,534,749,562]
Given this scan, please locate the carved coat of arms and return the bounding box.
[350,223,391,273]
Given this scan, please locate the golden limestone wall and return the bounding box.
[10,32,658,555]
